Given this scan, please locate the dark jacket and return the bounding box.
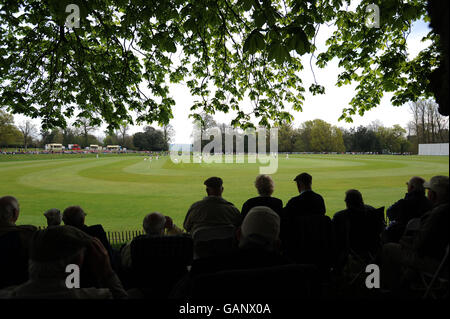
[386,191,432,225]
[413,202,449,261]
[284,190,326,217]
[332,205,384,261]
[241,196,283,221]
[0,225,37,289]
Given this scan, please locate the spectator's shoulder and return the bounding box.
[332,210,347,221]
[286,195,300,206]
[314,191,325,200]
[221,197,237,207]
[188,199,205,211]
[88,224,106,234]
[16,225,38,233]
[273,197,283,205]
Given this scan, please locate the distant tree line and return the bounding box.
[0,110,173,151]
[194,111,442,155]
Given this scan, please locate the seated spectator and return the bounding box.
[44,208,62,227]
[381,175,449,291]
[121,212,184,269]
[0,196,37,289]
[0,225,127,299]
[332,190,385,269]
[241,174,283,220]
[62,206,116,271]
[190,206,290,276]
[383,176,432,243]
[284,172,326,218]
[183,177,241,234]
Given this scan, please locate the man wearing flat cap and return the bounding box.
[0,225,128,299]
[183,177,241,234]
[381,175,449,291]
[283,172,326,218]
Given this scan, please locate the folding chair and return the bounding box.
[129,234,193,297]
[346,206,385,285]
[190,264,321,299]
[284,214,335,274]
[420,244,449,299]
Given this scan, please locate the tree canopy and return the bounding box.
[0,0,444,131]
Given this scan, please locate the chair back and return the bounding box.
[0,231,29,289]
[130,234,193,294]
[190,264,321,299]
[348,206,384,258]
[192,225,236,259]
[284,214,335,270]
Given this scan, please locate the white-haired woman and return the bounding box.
[241,175,283,220]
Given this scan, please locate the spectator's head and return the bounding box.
[345,189,364,209]
[294,173,312,192]
[424,175,449,206]
[44,208,62,227]
[407,176,426,194]
[255,174,274,196]
[237,206,281,252]
[62,206,86,228]
[204,177,223,196]
[143,212,166,235]
[28,225,92,280]
[0,196,19,226]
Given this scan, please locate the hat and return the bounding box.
[293,172,312,185]
[241,206,280,241]
[204,177,223,189]
[30,225,93,262]
[423,176,449,195]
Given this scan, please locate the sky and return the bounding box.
[12,14,433,145]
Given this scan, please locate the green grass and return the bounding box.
[0,153,448,231]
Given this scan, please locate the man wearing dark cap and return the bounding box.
[0,225,127,299]
[283,173,326,217]
[183,177,241,234]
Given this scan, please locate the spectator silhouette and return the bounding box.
[284,173,326,217]
[0,225,127,299]
[0,196,37,289]
[189,206,289,276]
[383,176,432,243]
[382,175,449,291]
[44,208,62,227]
[62,206,117,272]
[120,212,184,269]
[241,175,283,220]
[183,177,241,234]
[332,190,384,271]
[120,213,192,297]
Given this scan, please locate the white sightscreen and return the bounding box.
[418,143,449,156]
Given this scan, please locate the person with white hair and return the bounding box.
[189,206,290,276]
[381,175,449,291]
[0,196,37,289]
[237,206,282,252]
[241,175,283,220]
